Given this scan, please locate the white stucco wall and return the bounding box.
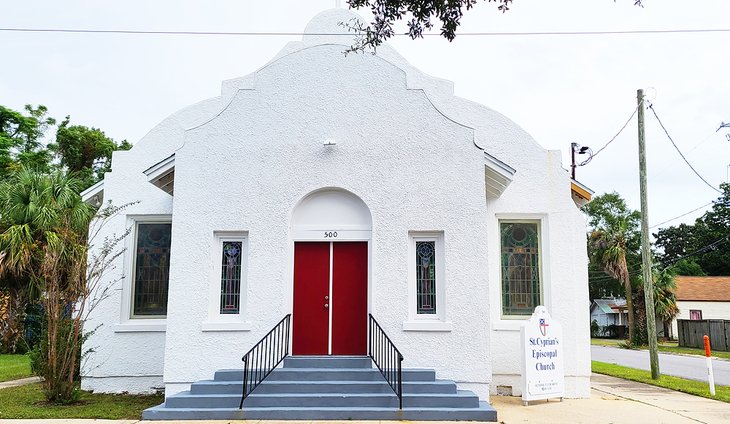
[671,301,730,337]
[82,8,590,400]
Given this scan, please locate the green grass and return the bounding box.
[656,342,730,360]
[0,383,163,419]
[591,338,625,347]
[592,360,730,403]
[0,354,32,382]
[591,338,730,360]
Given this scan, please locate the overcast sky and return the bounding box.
[1,0,728,231]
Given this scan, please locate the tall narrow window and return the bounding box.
[220,241,243,314]
[416,241,437,315]
[133,223,172,316]
[501,221,541,316]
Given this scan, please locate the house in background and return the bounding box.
[671,276,730,337]
[80,8,592,420]
[589,298,628,338]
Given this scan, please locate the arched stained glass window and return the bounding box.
[500,222,541,316]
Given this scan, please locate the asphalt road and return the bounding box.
[592,345,730,386]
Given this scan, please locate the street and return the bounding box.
[592,345,730,386]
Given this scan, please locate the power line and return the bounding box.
[649,202,713,229]
[590,104,640,160]
[1,27,730,37]
[647,102,723,194]
[661,232,730,267]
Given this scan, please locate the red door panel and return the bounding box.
[332,242,368,355]
[292,242,330,355]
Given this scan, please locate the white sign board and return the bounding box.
[520,306,565,403]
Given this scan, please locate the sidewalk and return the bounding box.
[493,373,730,424]
[0,377,41,390]
[1,374,729,424]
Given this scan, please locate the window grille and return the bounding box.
[133,223,172,316]
[416,241,437,314]
[501,222,540,316]
[220,241,243,314]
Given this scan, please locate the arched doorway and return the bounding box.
[290,188,372,355]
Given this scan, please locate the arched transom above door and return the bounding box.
[291,188,372,241]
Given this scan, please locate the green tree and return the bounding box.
[345,0,643,51]
[583,192,642,301]
[0,168,95,402]
[652,268,679,339]
[589,220,636,343]
[0,105,55,178]
[50,117,131,191]
[655,183,730,275]
[584,192,646,342]
[669,258,706,276]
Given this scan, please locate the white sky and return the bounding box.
[1,0,728,231]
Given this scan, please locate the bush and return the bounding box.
[591,320,601,337]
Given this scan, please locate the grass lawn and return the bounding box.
[592,360,730,403]
[0,354,32,382]
[591,338,730,360]
[591,338,625,347]
[0,383,163,419]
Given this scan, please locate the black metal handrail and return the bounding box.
[239,314,291,409]
[368,313,404,409]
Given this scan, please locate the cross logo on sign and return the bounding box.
[539,318,549,336]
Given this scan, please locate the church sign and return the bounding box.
[520,306,565,404]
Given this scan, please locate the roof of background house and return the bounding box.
[675,276,730,301]
[592,298,627,314]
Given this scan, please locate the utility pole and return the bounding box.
[637,88,660,379]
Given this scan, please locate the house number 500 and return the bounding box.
[324,231,338,238]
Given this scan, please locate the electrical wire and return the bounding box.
[660,232,730,267]
[589,104,639,160]
[649,202,713,229]
[1,27,730,37]
[648,102,723,194]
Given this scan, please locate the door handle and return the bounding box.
[324,303,329,309]
[324,295,329,300]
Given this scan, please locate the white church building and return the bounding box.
[81,8,592,420]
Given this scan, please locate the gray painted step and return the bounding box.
[284,356,372,368]
[166,391,479,408]
[143,402,498,421]
[145,356,497,421]
[191,379,457,395]
[214,368,436,382]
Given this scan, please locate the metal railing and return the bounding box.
[368,313,404,409]
[239,314,291,409]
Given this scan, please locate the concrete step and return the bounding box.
[283,356,372,369]
[191,379,457,395]
[214,368,435,382]
[142,402,498,421]
[165,391,479,409]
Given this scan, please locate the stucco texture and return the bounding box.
[82,8,590,400]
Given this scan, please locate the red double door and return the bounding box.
[292,242,368,355]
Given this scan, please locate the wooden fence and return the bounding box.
[677,319,730,351]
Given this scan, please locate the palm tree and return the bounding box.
[590,219,635,343]
[652,267,679,339]
[0,168,94,402]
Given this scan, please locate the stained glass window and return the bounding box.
[133,223,172,316]
[416,241,437,315]
[501,222,540,316]
[220,241,243,314]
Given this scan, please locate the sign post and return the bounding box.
[521,306,565,405]
[704,335,716,396]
